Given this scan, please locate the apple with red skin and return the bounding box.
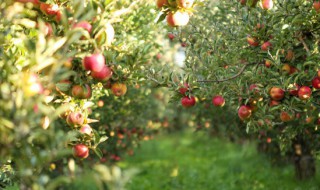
[312,77,320,89]
[157,0,168,8]
[73,21,92,33]
[181,96,196,108]
[261,41,272,51]
[73,144,89,159]
[212,95,225,107]
[288,84,299,96]
[67,112,84,126]
[265,60,272,68]
[80,124,92,135]
[269,87,285,101]
[168,33,175,40]
[177,0,194,8]
[83,53,105,72]
[238,105,252,120]
[91,65,113,81]
[111,83,127,96]
[166,11,190,27]
[247,36,259,47]
[71,84,91,99]
[40,3,59,16]
[179,83,189,95]
[269,100,280,107]
[239,0,246,5]
[298,86,312,100]
[281,64,291,74]
[280,111,293,122]
[260,0,273,10]
[314,1,320,12]
[318,70,320,78]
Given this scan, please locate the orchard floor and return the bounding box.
[120,130,320,190]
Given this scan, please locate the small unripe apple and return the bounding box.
[269,87,285,101]
[212,95,225,107]
[261,41,272,51]
[83,53,105,72]
[157,0,168,8]
[312,77,320,89]
[177,0,194,8]
[40,3,59,16]
[260,0,273,10]
[111,83,127,96]
[166,11,190,27]
[80,124,92,135]
[73,21,92,33]
[91,65,113,81]
[73,144,89,159]
[247,36,259,47]
[314,1,320,12]
[67,112,84,126]
[298,86,312,100]
[181,96,196,108]
[238,105,252,120]
[280,111,293,122]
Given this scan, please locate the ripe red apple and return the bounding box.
[157,0,168,8]
[40,3,59,16]
[314,1,320,12]
[212,95,225,107]
[289,66,298,75]
[260,0,273,10]
[269,100,280,107]
[265,60,272,68]
[288,84,299,96]
[261,41,272,51]
[91,65,113,81]
[298,86,312,100]
[269,87,285,101]
[73,144,89,159]
[247,36,259,47]
[71,84,91,99]
[181,96,196,108]
[111,83,127,96]
[312,77,320,89]
[181,42,187,47]
[280,111,293,122]
[55,10,62,23]
[281,64,291,74]
[238,105,252,120]
[67,112,84,126]
[80,124,92,135]
[73,21,92,33]
[83,53,105,72]
[177,0,194,8]
[166,11,190,27]
[239,0,246,5]
[168,33,175,40]
[179,83,189,95]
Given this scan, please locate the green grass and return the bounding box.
[120,131,320,190]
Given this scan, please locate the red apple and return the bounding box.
[288,83,299,96]
[111,83,127,96]
[91,65,113,81]
[312,77,320,89]
[55,10,62,23]
[73,144,89,159]
[247,36,259,47]
[318,70,320,78]
[177,0,194,8]
[314,1,320,12]
[212,95,225,107]
[265,60,272,68]
[179,83,189,95]
[298,86,312,100]
[181,96,196,108]
[157,0,168,8]
[80,124,92,135]
[67,112,84,126]
[181,42,187,47]
[71,84,91,99]
[40,3,59,16]
[261,41,272,51]
[281,64,291,74]
[280,111,293,122]
[73,21,92,33]
[83,53,105,72]
[168,33,175,40]
[166,11,190,27]
[238,105,252,120]
[239,0,246,5]
[269,100,280,107]
[260,0,273,10]
[269,87,285,101]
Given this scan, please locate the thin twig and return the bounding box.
[298,35,310,54]
[197,63,253,83]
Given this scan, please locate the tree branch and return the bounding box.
[197,63,253,83]
[298,35,310,54]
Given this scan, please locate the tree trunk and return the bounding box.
[293,142,316,180]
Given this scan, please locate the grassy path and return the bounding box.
[120,131,320,190]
